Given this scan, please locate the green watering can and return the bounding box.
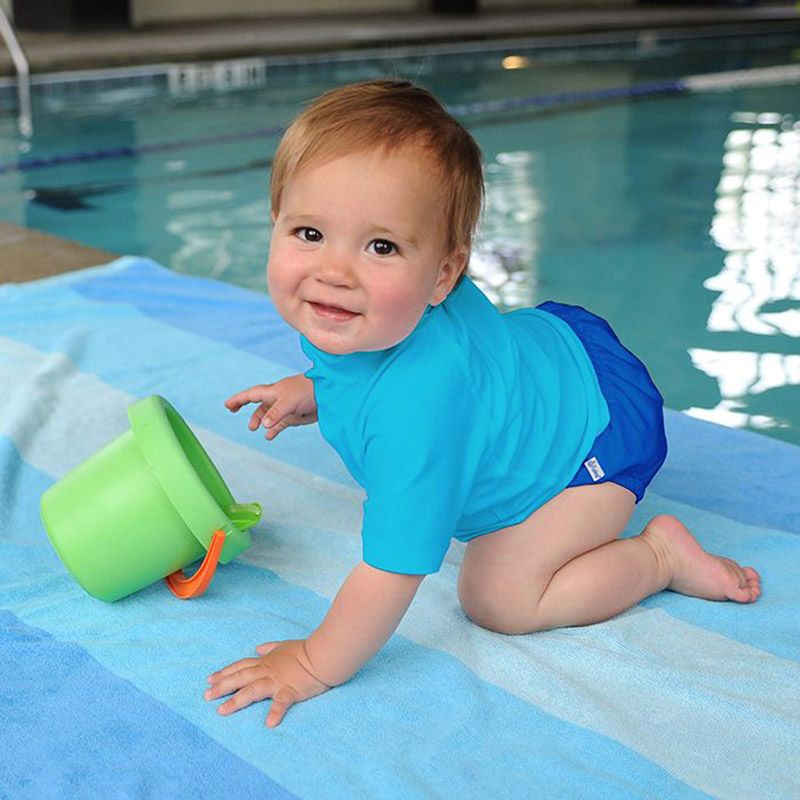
[40,396,261,602]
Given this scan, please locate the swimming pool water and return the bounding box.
[1,30,798,445]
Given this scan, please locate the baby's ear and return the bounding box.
[430,248,469,306]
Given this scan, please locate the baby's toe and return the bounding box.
[743,567,761,601]
[722,560,758,603]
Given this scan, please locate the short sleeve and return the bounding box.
[360,366,484,575]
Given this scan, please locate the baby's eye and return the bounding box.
[369,239,397,256]
[295,227,323,243]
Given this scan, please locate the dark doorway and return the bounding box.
[13,0,130,31]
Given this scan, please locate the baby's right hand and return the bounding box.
[225,374,318,440]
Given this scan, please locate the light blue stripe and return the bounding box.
[73,256,310,372]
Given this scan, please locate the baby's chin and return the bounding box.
[304,329,407,356]
[302,329,360,356]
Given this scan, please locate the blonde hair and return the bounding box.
[270,80,484,256]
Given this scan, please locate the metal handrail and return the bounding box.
[0,6,32,137]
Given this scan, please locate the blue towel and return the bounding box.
[1,257,798,799]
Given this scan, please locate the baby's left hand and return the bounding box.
[204,639,331,728]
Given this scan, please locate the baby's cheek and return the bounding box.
[266,270,299,326]
[266,255,294,297]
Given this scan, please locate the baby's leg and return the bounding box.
[457,483,760,635]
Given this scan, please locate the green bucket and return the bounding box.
[40,395,261,602]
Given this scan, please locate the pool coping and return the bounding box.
[0,222,115,283]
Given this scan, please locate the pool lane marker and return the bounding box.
[682,63,800,92]
[2,63,799,176]
[0,124,285,175]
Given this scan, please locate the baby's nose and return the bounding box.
[315,253,356,287]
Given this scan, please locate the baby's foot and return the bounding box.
[642,515,761,603]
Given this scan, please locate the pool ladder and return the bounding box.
[0,6,32,138]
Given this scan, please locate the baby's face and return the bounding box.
[267,145,464,354]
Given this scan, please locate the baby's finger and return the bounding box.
[206,664,265,703]
[264,420,289,440]
[266,687,297,728]
[260,400,290,431]
[224,392,252,412]
[225,385,274,413]
[248,403,271,431]
[206,657,261,687]
[218,678,275,716]
[263,414,315,440]
[255,642,281,655]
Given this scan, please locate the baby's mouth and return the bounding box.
[308,300,360,322]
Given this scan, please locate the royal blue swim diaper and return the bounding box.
[538,302,668,503]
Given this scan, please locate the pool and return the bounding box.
[1,28,799,446]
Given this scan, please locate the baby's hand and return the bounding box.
[204,639,331,728]
[225,374,317,440]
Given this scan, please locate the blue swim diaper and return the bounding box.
[537,301,667,503]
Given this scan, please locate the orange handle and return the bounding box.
[165,529,226,599]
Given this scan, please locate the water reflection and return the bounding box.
[167,196,270,288]
[686,114,800,432]
[470,149,540,309]
[686,348,800,430]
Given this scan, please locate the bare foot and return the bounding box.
[642,515,761,603]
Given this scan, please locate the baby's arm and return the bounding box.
[225,373,317,439]
[205,562,424,727]
[306,562,424,685]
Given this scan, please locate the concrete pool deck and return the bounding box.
[0,223,114,283]
[1,2,798,282]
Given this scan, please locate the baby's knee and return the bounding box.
[458,584,542,636]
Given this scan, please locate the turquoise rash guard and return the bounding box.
[300,276,609,575]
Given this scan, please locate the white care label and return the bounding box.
[584,456,605,481]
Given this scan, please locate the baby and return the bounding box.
[205,80,761,727]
